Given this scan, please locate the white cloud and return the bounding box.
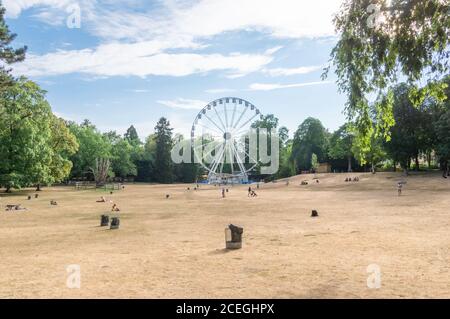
[157,98,207,110]
[205,88,236,94]
[248,81,332,91]
[263,65,324,77]
[6,0,342,79]
[14,44,274,78]
[3,0,72,18]
[5,0,342,40]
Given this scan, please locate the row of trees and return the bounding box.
[284,77,450,176]
[1,1,449,192]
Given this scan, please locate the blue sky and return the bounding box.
[5,0,347,139]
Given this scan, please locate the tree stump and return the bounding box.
[110,217,120,230]
[311,210,319,217]
[226,224,243,250]
[100,215,110,227]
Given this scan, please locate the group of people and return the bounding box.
[96,196,120,212]
[345,177,360,182]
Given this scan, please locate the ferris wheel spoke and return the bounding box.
[197,123,223,136]
[232,105,249,129]
[208,143,226,173]
[224,102,230,128]
[230,102,237,128]
[235,112,258,133]
[242,147,259,166]
[233,127,252,137]
[231,143,247,175]
[212,106,227,131]
[204,112,225,134]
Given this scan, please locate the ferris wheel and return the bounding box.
[191,97,263,184]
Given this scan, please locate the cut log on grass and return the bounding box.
[110,217,120,230]
[100,215,110,227]
[226,224,243,250]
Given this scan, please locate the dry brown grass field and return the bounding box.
[0,172,449,298]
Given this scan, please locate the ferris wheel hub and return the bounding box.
[223,132,232,140]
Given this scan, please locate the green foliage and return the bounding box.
[125,125,140,146]
[0,4,27,89]
[0,78,78,191]
[68,121,112,179]
[291,117,329,171]
[154,117,174,183]
[328,124,355,172]
[384,83,437,170]
[111,138,137,179]
[311,153,319,171]
[327,0,450,158]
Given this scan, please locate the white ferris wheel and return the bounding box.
[191,98,263,184]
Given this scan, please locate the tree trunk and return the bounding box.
[415,155,420,171]
[427,152,432,169]
[5,186,11,193]
[371,162,376,174]
[347,156,352,172]
[36,184,42,192]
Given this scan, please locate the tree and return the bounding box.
[434,76,450,176]
[68,121,111,179]
[311,153,319,173]
[328,124,355,172]
[327,0,450,157]
[154,117,174,183]
[91,158,111,186]
[111,138,137,180]
[43,117,79,189]
[0,78,77,192]
[291,118,329,172]
[383,84,436,172]
[0,3,27,90]
[125,125,140,146]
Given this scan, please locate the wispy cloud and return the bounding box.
[205,88,237,94]
[157,98,207,110]
[263,65,324,77]
[14,47,274,78]
[5,0,341,79]
[248,81,332,91]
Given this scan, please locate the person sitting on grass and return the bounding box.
[97,196,107,203]
[112,204,120,212]
[250,190,258,198]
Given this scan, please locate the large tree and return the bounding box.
[68,121,112,179]
[154,117,174,183]
[327,0,450,157]
[291,117,329,172]
[384,84,436,172]
[328,124,355,172]
[0,78,78,192]
[0,3,27,90]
